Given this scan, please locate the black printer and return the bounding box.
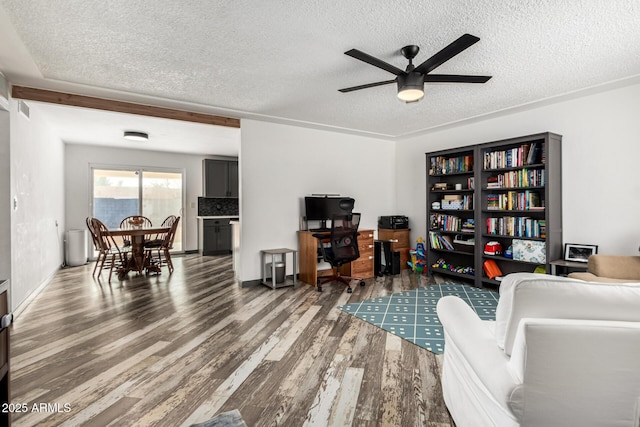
[378,215,409,229]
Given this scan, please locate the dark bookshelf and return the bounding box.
[426,132,562,288]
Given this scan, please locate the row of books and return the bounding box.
[430,214,475,232]
[486,217,547,238]
[429,154,473,175]
[429,231,455,250]
[486,168,545,188]
[486,190,543,211]
[430,214,460,232]
[483,142,544,170]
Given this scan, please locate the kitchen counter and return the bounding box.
[197,215,239,219]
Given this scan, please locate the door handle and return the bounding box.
[1,313,13,330]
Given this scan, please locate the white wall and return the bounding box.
[238,120,396,282]
[10,98,65,310]
[65,144,206,252]
[396,81,640,256]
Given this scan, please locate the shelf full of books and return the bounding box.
[486,168,545,188]
[485,190,543,211]
[429,154,474,175]
[426,132,562,289]
[485,216,546,238]
[482,140,544,170]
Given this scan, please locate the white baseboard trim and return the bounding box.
[12,268,58,320]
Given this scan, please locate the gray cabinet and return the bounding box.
[204,159,238,198]
[203,219,232,255]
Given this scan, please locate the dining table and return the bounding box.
[108,226,170,277]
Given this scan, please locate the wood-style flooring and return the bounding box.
[10,254,454,426]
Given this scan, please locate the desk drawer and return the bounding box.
[351,256,374,278]
[358,240,374,255]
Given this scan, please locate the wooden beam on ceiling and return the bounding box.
[11,86,240,128]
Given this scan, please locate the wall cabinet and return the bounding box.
[203,159,238,198]
[202,219,232,255]
[426,132,562,288]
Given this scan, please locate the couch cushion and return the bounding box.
[568,271,640,283]
[495,273,640,355]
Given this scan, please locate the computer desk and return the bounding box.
[298,229,375,286]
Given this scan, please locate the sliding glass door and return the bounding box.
[92,167,183,251]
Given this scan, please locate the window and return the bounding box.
[92,167,183,251]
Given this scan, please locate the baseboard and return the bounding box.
[240,279,261,288]
[183,249,199,254]
[12,268,58,319]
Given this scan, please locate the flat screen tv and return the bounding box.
[304,196,355,230]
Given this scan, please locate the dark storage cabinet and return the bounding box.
[204,159,238,198]
[203,219,232,255]
[426,132,562,288]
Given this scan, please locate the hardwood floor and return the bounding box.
[10,254,454,426]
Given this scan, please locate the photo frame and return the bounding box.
[563,243,598,263]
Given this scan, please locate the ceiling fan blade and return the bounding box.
[424,74,492,83]
[338,79,397,93]
[414,34,480,75]
[344,49,404,76]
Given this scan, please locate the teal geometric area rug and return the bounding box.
[337,282,498,354]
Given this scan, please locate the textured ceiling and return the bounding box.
[1,0,640,144]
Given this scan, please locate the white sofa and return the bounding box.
[436,273,640,427]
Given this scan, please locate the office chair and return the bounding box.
[313,213,366,293]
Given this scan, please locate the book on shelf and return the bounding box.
[485,216,545,238]
[430,214,462,232]
[486,169,545,188]
[461,218,475,232]
[483,141,545,170]
[429,231,455,251]
[430,155,474,175]
[486,190,543,210]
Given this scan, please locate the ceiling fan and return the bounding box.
[339,34,492,103]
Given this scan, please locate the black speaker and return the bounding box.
[390,251,401,275]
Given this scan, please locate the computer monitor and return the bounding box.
[304,196,355,230]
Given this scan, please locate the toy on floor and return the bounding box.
[408,237,427,273]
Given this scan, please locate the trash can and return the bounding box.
[65,229,88,266]
[265,262,286,283]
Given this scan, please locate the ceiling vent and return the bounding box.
[0,72,8,111]
[18,100,30,119]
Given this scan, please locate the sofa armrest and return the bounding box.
[437,296,519,404]
[587,255,640,280]
[508,318,640,425]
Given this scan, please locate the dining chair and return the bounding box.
[147,215,177,246]
[145,216,180,274]
[86,217,103,277]
[92,218,130,282]
[119,215,153,247]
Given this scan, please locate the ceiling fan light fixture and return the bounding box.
[124,131,148,141]
[397,73,424,102]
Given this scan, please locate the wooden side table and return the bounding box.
[549,259,588,276]
[260,248,297,289]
